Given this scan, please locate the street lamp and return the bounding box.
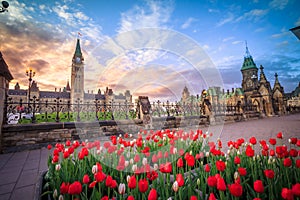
[0,1,9,12]
[26,69,35,108]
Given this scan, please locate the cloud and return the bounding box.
[1,0,105,92]
[181,17,197,29]
[117,0,174,33]
[216,12,235,27]
[254,27,265,32]
[236,9,268,22]
[232,40,243,45]
[269,0,289,10]
[208,8,219,13]
[271,30,290,38]
[222,37,234,42]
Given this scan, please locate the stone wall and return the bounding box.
[1,120,143,153]
[1,112,260,153]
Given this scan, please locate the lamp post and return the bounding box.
[0,1,9,12]
[26,69,35,111]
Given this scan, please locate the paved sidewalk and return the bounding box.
[0,148,49,200]
[0,113,299,200]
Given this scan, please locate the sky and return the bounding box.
[1,0,300,102]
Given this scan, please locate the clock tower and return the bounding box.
[241,43,259,99]
[71,38,84,104]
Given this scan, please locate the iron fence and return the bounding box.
[4,95,258,125]
[4,96,136,124]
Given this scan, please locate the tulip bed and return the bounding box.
[43,129,300,200]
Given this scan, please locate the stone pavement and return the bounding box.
[0,148,49,200]
[0,113,299,200]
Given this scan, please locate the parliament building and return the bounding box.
[181,45,290,116]
[7,39,132,105]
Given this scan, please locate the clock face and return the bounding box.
[75,57,81,63]
[246,79,253,88]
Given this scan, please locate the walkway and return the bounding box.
[0,113,299,200]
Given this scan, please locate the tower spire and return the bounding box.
[259,65,267,83]
[74,38,82,58]
[245,40,251,58]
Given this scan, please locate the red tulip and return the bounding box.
[177,157,184,168]
[289,149,298,157]
[110,180,117,189]
[208,193,216,200]
[253,180,264,193]
[66,140,71,146]
[234,156,240,165]
[217,177,226,191]
[238,167,247,176]
[160,162,172,173]
[186,154,195,167]
[216,160,226,172]
[289,137,297,144]
[270,149,275,156]
[60,182,69,194]
[82,174,90,184]
[176,173,184,187]
[127,196,135,200]
[94,171,106,182]
[269,138,276,145]
[229,183,243,197]
[106,175,113,187]
[281,188,293,200]
[245,145,254,157]
[190,196,198,200]
[207,176,217,187]
[138,179,148,193]
[89,181,97,188]
[249,137,257,145]
[283,157,292,167]
[292,183,300,196]
[277,132,283,139]
[128,175,137,189]
[264,169,275,179]
[101,196,109,200]
[147,170,158,181]
[68,181,82,195]
[148,188,158,200]
[296,159,300,168]
[134,154,140,163]
[204,164,210,172]
[47,144,52,150]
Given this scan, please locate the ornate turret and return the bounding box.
[66,80,71,92]
[241,42,258,71]
[14,82,20,90]
[259,65,267,83]
[241,42,259,93]
[273,73,284,93]
[71,38,84,103]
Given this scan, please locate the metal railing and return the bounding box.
[4,95,258,125]
[4,96,136,124]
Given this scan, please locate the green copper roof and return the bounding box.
[241,44,257,71]
[241,56,257,71]
[74,39,82,57]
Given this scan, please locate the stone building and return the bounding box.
[6,38,132,106]
[286,82,300,109]
[181,45,286,116]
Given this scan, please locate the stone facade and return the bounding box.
[6,38,132,107]
[180,45,286,117]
